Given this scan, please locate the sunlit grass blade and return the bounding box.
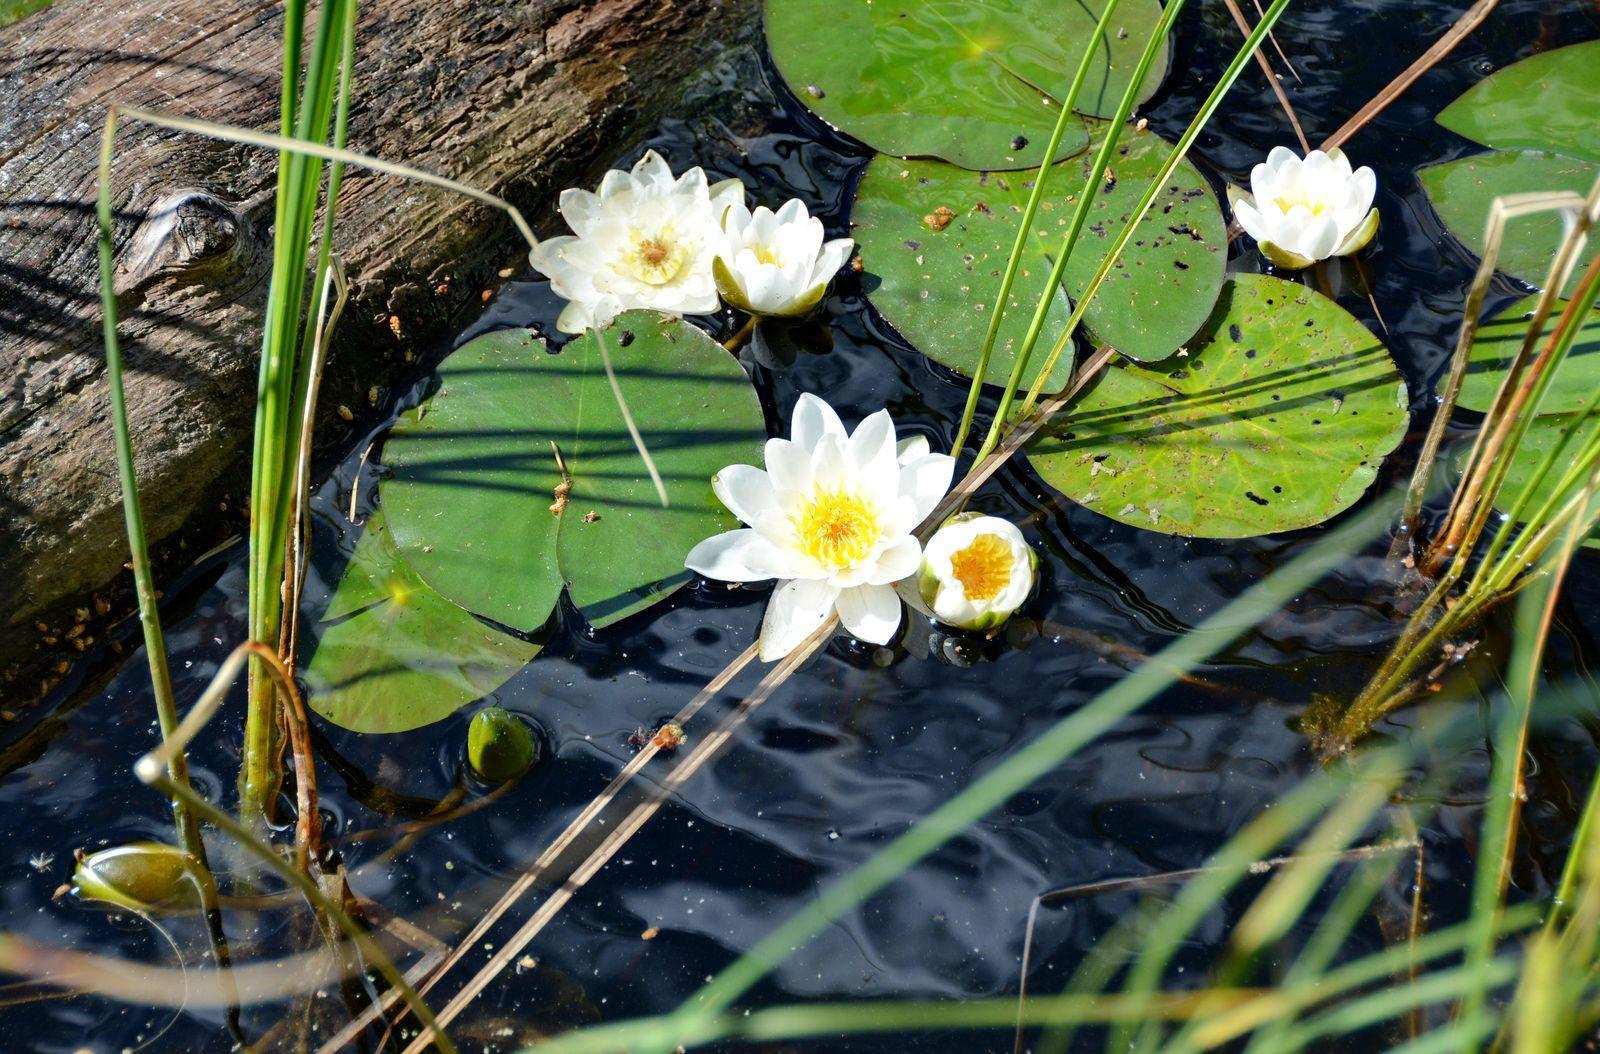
[618,496,1395,1054]
[949,0,1125,454]
[972,0,1187,461]
[1008,0,1297,427]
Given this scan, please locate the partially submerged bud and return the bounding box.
[467,707,539,784]
[918,514,1036,633]
[62,842,201,914]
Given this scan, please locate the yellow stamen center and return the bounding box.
[1272,191,1328,217]
[751,242,782,267]
[949,534,1012,602]
[622,228,688,285]
[794,489,879,571]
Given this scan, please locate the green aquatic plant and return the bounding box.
[465,707,539,784]
[1025,274,1407,537]
[1321,41,1600,746]
[375,315,765,633]
[764,0,1170,169]
[850,119,1226,380]
[63,843,203,915]
[1420,40,1600,296]
[302,513,541,735]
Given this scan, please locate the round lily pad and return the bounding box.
[381,312,767,632]
[1437,40,1600,164]
[852,120,1225,389]
[304,513,541,734]
[1026,274,1408,537]
[765,0,1169,170]
[1419,150,1599,295]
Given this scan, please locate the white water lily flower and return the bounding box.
[686,394,955,661]
[1231,147,1378,270]
[713,199,854,318]
[917,514,1036,632]
[531,150,745,333]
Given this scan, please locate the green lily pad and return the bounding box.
[1419,150,1599,294]
[1437,41,1600,164]
[303,514,541,734]
[1026,274,1407,537]
[1422,41,1600,295]
[765,0,1168,170]
[381,312,766,632]
[852,120,1225,385]
[1449,296,1600,546]
[1456,295,1600,415]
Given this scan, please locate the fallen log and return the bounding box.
[0,0,758,700]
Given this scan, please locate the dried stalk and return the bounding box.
[1219,0,1309,151]
[1394,190,1590,546]
[1319,0,1500,152]
[283,259,350,673]
[397,629,830,1054]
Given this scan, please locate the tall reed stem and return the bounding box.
[94,107,238,1020]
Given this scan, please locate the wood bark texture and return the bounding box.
[0,0,757,695]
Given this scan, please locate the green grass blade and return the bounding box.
[1013,0,1297,421]
[640,496,1394,1052]
[950,0,1126,453]
[974,0,1187,460]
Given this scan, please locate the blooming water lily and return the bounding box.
[1231,147,1378,269]
[713,199,854,318]
[532,150,745,333]
[917,514,1036,632]
[686,394,955,661]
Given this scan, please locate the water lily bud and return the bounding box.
[917,514,1036,632]
[467,707,539,784]
[1230,147,1378,269]
[64,842,201,914]
[712,199,854,318]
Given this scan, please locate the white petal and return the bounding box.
[899,452,956,522]
[763,438,813,501]
[809,432,848,490]
[866,535,922,585]
[558,188,606,237]
[1348,166,1377,217]
[1264,145,1300,174]
[897,435,931,464]
[759,579,839,661]
[1232,199,1271,246]
[774,197,809,225]
[741,264,794,315]
[721,199,753,235]
[686,529,799,582]
[817,237,855,278]
[631,149,673,186]
[846,409,898,486]
[712,465,779,526]
[836,584,901,645]
[1296,214,1340,262]
[791,393,847,450]
[709,177,747,221]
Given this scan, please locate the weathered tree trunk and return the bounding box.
[0,0,758,699]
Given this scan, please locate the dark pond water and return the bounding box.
[7,1,1600,1051]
